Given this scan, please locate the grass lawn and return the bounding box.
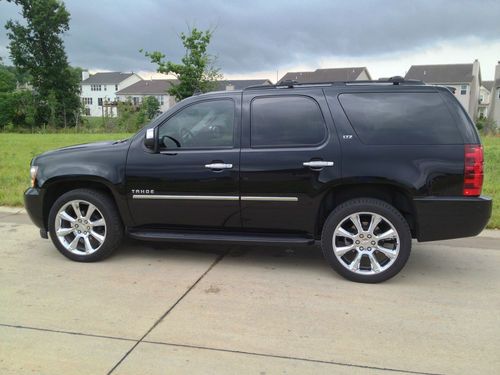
[0,133,132,206]
[483,136,499,228]
[0,133,498,229]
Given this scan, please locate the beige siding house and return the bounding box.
[487,61,500,125]
[279,67,371,84]
[404,60,481,119]
[116,79,178,114]
[213,79,273,91]
[116,79,273,114]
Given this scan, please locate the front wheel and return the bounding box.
[48,189,123,262]
[321,198,411,283]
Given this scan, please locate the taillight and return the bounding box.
[463,144,484,196]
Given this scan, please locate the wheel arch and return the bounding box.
[317,183,416,238]
[41,176,132,230]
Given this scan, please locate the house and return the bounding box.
[80,71,142,117]
[278,67,371,84]
[114,78,273,114]
[479,80,493,119]
[404,60,481,118]
[116,79,178,113]
[213,79,273,91]
[487,61,500,125]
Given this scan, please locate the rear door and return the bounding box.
[240,89,341,234]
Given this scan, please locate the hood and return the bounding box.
[32,138,132,188]
[35,139,129,160]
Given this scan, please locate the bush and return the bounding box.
[476,117,498,136]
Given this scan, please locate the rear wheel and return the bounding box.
[48,189,123,262]
[321,198,411,283]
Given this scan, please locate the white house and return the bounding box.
[478,81,493,119]
[115,79,178,113]
[404,60,482,118]
[80,71,142,117]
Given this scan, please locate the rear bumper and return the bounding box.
[24,187,45,230]
[414,196,492,242]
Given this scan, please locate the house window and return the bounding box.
[85,108,90,116]
[460,85,467,95]
[104,85,107,91]
[115,84,118,91]
[98,98,103,106]
[133,97,141,105]
[82,97,93,105]
[158,95,164,105]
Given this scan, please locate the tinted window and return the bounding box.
[339,93,462,145]
[158,100,234,149]
[251,96,327,147]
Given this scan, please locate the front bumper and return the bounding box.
[24,187,45,230]
[414,196,492,242]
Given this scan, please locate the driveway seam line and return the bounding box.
[141,340,442,375]
[107,251,227,375]
[0,323,137,342]
[0,210,24,220]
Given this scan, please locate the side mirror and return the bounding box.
[144,128,156,150]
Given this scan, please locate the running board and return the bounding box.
[127,229,315,246]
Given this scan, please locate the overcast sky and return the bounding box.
[1,0,499,81]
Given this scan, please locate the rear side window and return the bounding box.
[338,92,462,145]
[251,96,327,147]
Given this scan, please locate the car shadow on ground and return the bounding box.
[107,237,475,284]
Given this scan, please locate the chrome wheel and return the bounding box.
[332,212,400,275]
[54,200,107,255]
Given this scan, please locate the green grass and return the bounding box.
[0,133,132,206]
[483,136,499,228]
[0,133,499,229]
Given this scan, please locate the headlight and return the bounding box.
[30,166,38,188]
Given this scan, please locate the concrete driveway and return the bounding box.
[1,207,499,375]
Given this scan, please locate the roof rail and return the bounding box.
[244,77,425,91]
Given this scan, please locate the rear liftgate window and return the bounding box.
[338,92,462,145]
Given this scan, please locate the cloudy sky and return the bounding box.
[1,0,499,81]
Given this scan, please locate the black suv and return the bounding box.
[24,78,492,283]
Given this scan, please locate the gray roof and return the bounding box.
[482,80,494,91]
[404,64,473,84]
[214,79,272,91]
[116,79,178,95]
[82,72,135,84]
[279,67,370,83]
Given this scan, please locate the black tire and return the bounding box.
[321,198,411,283]
[48,189,123,262]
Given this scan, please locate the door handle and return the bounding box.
[205,163,233,169]
[303,161,334,168]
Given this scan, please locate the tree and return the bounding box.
[5,0,80,127]
[142,28,222,101]
[142,96,160,119]
[0,65,16,92]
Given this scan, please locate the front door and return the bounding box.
[126,95,241,229]
[240,90,340,234]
